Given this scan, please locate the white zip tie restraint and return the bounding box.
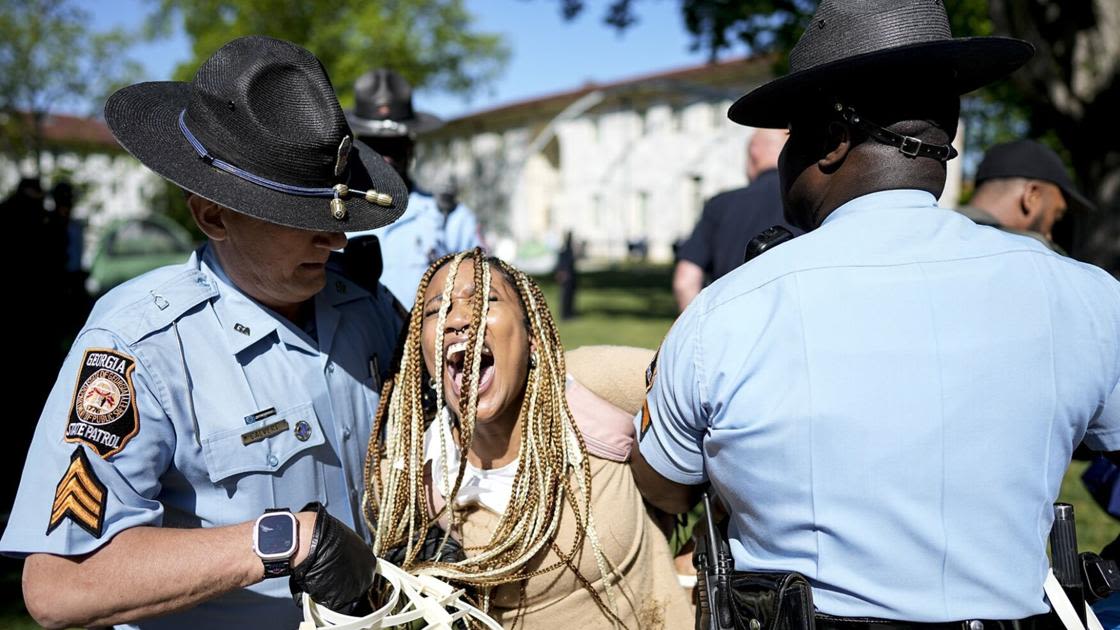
[298,558,502,630]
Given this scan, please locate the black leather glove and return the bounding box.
[383,522,467,566]
[289,502,376,614]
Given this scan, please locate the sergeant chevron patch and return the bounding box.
[47,447,107,538]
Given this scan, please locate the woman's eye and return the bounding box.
[423,308,438,318]
[488,294,499,302]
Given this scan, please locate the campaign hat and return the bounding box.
[729,0,1034,128]
[104,35,407,232]
[346,69,443,138]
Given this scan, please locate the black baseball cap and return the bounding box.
[975,140,1095,213]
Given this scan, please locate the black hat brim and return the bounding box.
[345,110,444,138]
[729,37,1034,128]
[1060,185,1096,214]
[105,81,408,233]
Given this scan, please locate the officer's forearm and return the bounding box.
[629,440,702,514]
[673,261,704,312]
[23,513,315,629]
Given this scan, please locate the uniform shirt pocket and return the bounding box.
[201,402,326,483]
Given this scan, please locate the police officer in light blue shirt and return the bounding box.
[2,37,409,629]
[630,1,1120,626]
[345,68,482,309]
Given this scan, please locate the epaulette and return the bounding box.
[324,268,373,306]
[99,268,220,344]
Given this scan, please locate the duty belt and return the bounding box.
[814,612,1063,630]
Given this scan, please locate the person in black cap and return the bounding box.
[631,0,1120,626]
[958,139,1095,253]
[1,36,404,629]
[345,68,482,309]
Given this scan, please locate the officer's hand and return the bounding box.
[289,502,376,614]
[383,522,466,566]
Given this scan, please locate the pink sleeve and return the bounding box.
[566,374,636,462]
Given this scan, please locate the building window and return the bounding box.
[690,174,704,221]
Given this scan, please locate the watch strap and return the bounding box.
[263,558,292,578]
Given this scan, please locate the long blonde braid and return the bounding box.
[363,249,623,626]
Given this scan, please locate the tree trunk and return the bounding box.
[31,110,44,179]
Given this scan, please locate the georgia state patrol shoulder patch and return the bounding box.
[47,446,107,538]
[64,349,140,458]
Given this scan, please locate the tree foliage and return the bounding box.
[554,0,1119,271]
[148,0,510,106]
[0,0,142,174]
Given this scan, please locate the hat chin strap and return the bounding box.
[176,110,395,220]
[835,103,958,162]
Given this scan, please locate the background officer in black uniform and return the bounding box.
[673,128,802,311]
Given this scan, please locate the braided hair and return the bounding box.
[363,249,622,625]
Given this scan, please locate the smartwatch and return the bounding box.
[253,508,298,578]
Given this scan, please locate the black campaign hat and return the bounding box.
[104,36,407,232]
[976,140,1095,213]
[346,69,443,138]
[729,0,1034,128]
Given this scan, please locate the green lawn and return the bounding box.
[537,264,678,349]
[1,263,1113,628]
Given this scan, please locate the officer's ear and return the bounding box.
[1019,180,1045,219]
[188,194,229,241]
[818,121,852,174]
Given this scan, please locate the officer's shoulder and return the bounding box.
[404,189,441,215]
[322,267,374,302]
[967,221,1116,290]
[1035,246,1120,299]
[322,267,408,321]
[698,228,827,311]
[86,260,218,344]
[705,186,751,211]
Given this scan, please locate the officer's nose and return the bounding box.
[315,231,348,250]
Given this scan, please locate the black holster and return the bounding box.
[694,489,816,630]
[726,570,816,630]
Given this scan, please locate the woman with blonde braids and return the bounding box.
[364,249,691,628]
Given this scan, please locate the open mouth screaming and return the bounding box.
[445,340,495,399]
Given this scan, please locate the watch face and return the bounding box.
[256,513,296,558]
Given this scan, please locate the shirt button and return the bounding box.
[326,363,335,374]
[267,454,279,467]
[350,488,358,501]
[343,428,352,440]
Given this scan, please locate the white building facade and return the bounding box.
[416,57,962,264]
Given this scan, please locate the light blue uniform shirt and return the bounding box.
[348,189,480,309]
[2,244,401,629]
[638,190,1120,622]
